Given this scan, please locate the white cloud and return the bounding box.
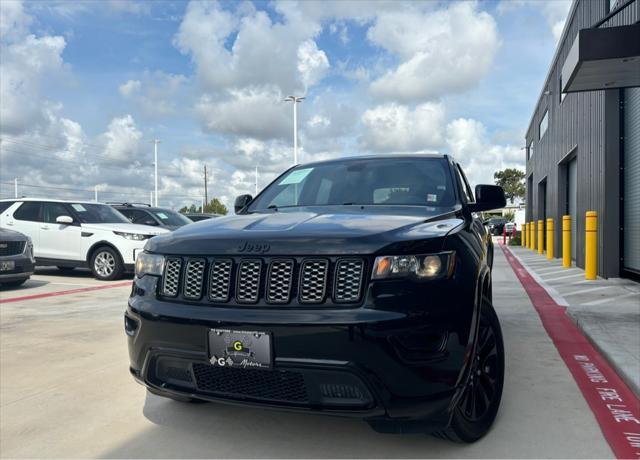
[360,102,446,152]
[446,118,524,186]
[497,0,572,42]
[119,79,141,97]
[99,115,143,164]
[195,88,291,140]
[368,2,499,103]
[119,72,187,117]
[297,40,330,90]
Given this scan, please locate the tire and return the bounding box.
[89,246,124,281]
[0,279,28,288]
[57,266,75,272]
[436,298,504,443]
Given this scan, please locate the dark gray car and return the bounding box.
[111,204,193,231]
[0,227,35,288]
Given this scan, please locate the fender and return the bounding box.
[86,240,124,265]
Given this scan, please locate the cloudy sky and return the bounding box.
[0,0,571,210]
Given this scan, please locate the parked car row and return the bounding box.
[0,199,224,286]
[484,217,517,236]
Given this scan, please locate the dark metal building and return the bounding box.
[525,0,640,279]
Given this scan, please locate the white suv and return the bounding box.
[0,199,169,280]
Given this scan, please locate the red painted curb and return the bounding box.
[501,245,640,459]
[0,280,132,304]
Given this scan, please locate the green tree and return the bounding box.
[204,198,228,215]
[493,168,526,203]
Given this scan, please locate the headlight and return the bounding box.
[372,252,455,280]
[114,231,149,241]
[135,252,164,278]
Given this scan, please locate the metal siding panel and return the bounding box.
[526,0,633,276]
[624,87,640,271]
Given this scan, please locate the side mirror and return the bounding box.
[234,194,253,214]
[56,215,74,225]
[468,185,506,213]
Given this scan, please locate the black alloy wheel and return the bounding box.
[436,298,504,442]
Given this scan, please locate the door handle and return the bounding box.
[41,226,49,230]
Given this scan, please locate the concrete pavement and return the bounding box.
[0,258,614,458]
[507,244,640,398]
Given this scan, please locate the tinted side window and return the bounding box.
[43,202,72,223]
[0,201,15,213]
[14,202,43,222]
[123,209,157,226]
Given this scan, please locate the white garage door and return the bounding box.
[624,87,640,274]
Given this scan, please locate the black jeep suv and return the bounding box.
[127,154,506,442]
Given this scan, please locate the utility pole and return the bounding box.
[203,164,208,213]
[284,96,304,165]
[151,139,160,206]
[14,178,17,198]
[255,166,258,196]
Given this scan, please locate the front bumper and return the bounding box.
[126,274,477,430]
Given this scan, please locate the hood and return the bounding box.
[80,222,170,235]
[0,227,29,241]
[146,208,464,256]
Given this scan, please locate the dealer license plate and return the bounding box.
[208,329,272,370]
[0,261,15,272]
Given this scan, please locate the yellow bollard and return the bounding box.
[546,218,554,260]
[531,221,536,250]
[585,211,597,280]
[538,219,544,255]
[562,215,571,268]
[522,223,526,247]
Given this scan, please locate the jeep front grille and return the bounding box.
[299,260,329,303]
[183,259,205,299]
[236,260,262,303]
[158,257,366,306]
[266,260,294,303]
[162,258,182,297]
[334,259,364,302]
[209,259,232,301]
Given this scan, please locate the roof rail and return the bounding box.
[106,202,151,207]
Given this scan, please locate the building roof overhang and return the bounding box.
[561,23,640,93]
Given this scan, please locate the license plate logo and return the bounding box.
[208,329,272,370]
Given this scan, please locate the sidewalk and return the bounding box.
[502,241,640,398]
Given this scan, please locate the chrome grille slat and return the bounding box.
[236,260,262,303]
[267,260,294,303]
[183,259,206,299]
[209,259,233,302]
[299,260,329,303]
[334,259,364,302]
[162,258,182,297]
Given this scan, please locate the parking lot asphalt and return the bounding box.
[0,254,614,459]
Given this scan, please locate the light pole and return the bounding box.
[14,178,17,198]
[94,185,98,202]
[151,139,160,206]
[255,165,258,196]
[284,96,304,165]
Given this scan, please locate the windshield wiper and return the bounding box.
[267,205,279,211]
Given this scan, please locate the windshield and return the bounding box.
[152,210,192,226]
[249,158,457,212]
[71,203,130,224]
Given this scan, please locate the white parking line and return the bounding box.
[581,292,640,306]
[561,286,612,297]
[541,269,580,277]
[544,273,586,282]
